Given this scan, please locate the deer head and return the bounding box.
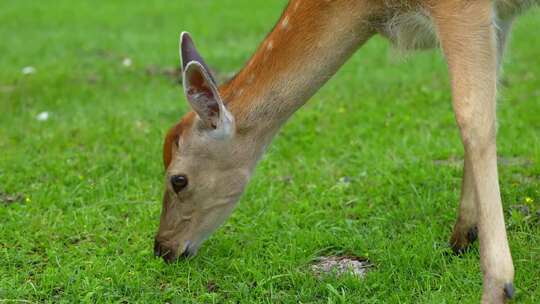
[154,1,375,263]
[154,32,253,262]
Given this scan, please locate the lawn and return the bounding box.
[1,1,539,303]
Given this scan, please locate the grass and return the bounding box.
[1,1,539,303]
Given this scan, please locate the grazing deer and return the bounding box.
[154,0,538,302]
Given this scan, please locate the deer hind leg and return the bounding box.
[430,1,514,302]
[450,157,479,254]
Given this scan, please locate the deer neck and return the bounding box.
[219,0,377,144]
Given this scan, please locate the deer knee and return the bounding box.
[455,114,497,155]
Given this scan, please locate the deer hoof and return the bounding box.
[450,226,478,255]
[504,282,514,300]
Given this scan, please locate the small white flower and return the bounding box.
[36,111,50,121]
[122,58,132,67]
[22,66,36,75]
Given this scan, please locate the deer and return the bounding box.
[153,0,538,302]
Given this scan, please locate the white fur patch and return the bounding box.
[381,10,438,51]
[380,0,537,52]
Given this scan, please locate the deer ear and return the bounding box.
[180,32,234,139]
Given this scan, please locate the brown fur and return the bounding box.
[162,111,195,169]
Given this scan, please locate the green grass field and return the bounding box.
[1,1,539,303]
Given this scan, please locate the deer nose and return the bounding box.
[153,238,178,263]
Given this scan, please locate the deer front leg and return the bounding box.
[450,14,515,255]
[431,1,514,302]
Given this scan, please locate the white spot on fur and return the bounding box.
[267,41,273,50]
[294,1,300,10]
[281,16,289,29]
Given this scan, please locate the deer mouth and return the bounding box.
[154,239,194,263]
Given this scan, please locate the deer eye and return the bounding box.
[170,174,188,192]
